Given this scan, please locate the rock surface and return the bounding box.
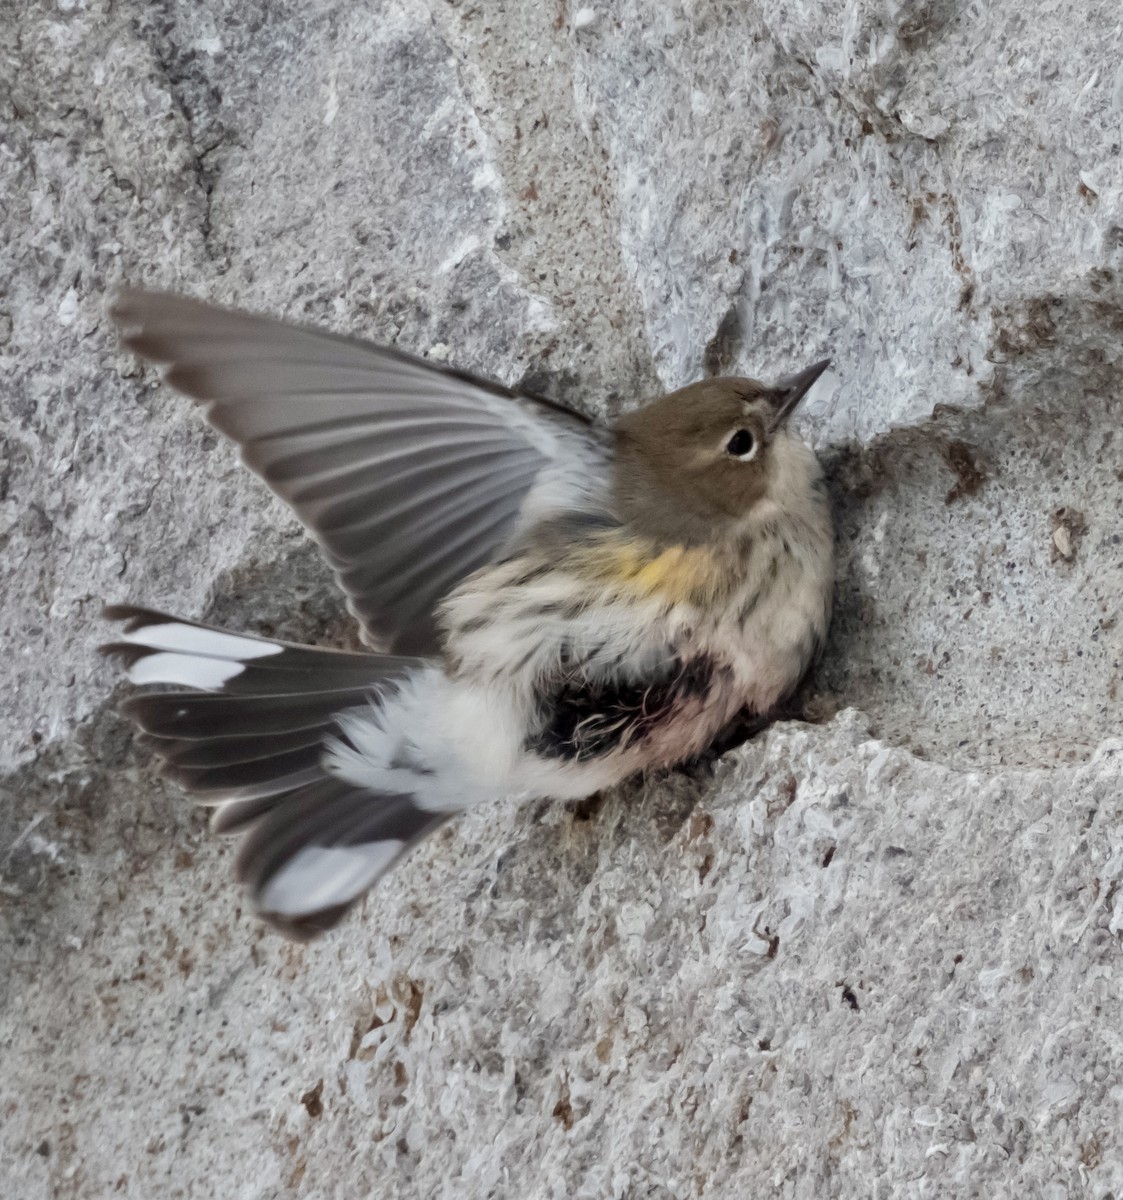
[3,1,1123,1196]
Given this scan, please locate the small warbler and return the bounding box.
[104,290,833,939]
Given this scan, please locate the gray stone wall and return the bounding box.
[3,1,1123,1196]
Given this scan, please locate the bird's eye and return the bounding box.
[725,429,756,459]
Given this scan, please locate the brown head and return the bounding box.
[613,361,830,543]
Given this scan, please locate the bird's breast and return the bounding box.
[709,530,834,712]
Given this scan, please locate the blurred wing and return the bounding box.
[110,289,610,648]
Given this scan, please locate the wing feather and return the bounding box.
[110,289,611,647]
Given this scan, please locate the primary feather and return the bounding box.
[110,289,610,650]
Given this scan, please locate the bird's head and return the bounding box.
[612,360,830,543]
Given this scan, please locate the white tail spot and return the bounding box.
[127,652,248,689]
[258,841,404,915]
[122,622,284,660]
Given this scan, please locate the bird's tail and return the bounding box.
[101,605,447,939]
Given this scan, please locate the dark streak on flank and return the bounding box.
[508,562,554,585]
[739,589,762,625]
[528,654,725,763]
[531,599,588,621]
[456,614,492,635]
[806,629,825,667]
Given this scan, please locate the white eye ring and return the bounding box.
[723,428,758,461]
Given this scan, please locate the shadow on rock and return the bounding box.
[811,280,1123,768]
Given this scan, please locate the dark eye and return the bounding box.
[725,429,755,459]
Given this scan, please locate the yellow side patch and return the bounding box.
[570,536,733,607]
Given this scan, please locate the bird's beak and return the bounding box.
[769,359,831,427]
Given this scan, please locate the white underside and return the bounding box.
[325,542,831,813]
[325,433,833,815]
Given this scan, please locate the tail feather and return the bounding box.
[176,769,329,808]
[101,604,417,799]
[140,724,329,769]
[210,793,289,836]
[236,780,446,935]
[159,746,330,796]
[102,604,415,694]
[102,605,446,938]
[121,689,355,739]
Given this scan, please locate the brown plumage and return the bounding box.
[614,370,829,542]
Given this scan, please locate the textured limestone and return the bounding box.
[3,0,1123,1197]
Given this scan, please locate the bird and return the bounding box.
[102,289,834,939]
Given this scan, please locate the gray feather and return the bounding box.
[109,289,609,649]
[103,605,445,938]
[234,780,448,941]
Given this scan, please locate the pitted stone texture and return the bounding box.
[572,1,1123,444]
[5,0,1123,1197]
[7,718,1123,1198]
[569,2,981,440]
[820,289,1123,768]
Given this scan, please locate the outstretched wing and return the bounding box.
[110,289,610,649]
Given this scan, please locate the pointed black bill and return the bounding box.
[770,359,831,427]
